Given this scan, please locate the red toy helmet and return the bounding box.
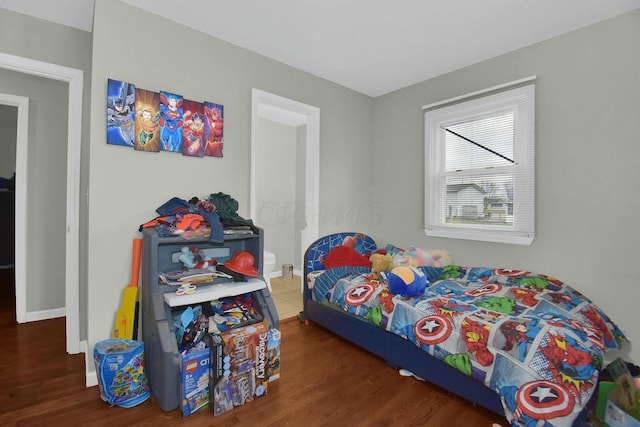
[224,251,258,277]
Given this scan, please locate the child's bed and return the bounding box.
[302,232,628,427]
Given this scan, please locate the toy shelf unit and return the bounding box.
[140,227,279,412]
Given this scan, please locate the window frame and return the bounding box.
[424,83,535,245]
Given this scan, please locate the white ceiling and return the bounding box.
[2,0,639,97]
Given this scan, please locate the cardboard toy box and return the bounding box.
[267,328,281,382]
[605,389,640,427]
[602,358,640,427]
[207,322,272,416]
[180,345,210,416]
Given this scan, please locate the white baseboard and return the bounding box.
[85,371,98,387]
[24,307,65,322]
[85,347,98,387]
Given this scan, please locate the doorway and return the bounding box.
[250,89,320,277]
[0,104,18,269]
[0,52,83,355]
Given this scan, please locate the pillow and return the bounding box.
[323,245,372,269]
[393,246,452,268]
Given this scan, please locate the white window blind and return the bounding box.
[424,80,535,245]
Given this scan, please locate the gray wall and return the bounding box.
[0,105,17,178]
[372,10,640,363]
[87,0,375,377]
[256,118,298,271]
[0,104,17,270]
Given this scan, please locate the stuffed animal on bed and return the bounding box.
[322,245,372,269]
[393,246,452,268]
[369,253,394,278]
[387,266,428,297]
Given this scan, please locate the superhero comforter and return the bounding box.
[314,265,628,427]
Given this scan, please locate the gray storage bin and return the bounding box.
[140,227,278,411]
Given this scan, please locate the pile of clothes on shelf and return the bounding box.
[140,192,257,243]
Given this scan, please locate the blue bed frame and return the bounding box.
[302,232,591,424]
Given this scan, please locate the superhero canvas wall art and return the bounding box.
[106,78,225,159]
[182,99,205,157]
[134,88,161,152]
[159,91,184,153]
[106,79,135,147]
[204,102,224,157]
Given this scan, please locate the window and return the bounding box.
[424,82,535,245]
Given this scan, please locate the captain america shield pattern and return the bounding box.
[345,283,376,306]
[414,315,452,345]
[516,380,574,419]
[494,269,530,277]
[466,283,502,297]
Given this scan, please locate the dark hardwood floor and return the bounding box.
[0,267,509,426]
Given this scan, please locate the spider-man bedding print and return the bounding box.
[320,264,627,427]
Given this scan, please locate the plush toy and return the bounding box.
[370,253,394,276]
[179,246,196,268]
[387,266,428,297]
[322,245,372,269]
[179,246,217,269]
[393,246,452,268]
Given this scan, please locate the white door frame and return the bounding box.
[250,89,320,269]
[0,52,83,355]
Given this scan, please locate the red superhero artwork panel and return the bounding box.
[159,91,184,153]
[204,102,224,157]
[182,100,205,157]
[134,88,161,152]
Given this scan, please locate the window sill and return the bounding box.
[424,226,534,245]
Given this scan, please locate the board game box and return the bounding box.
[207,322,278,416]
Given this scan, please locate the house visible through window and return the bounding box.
[424,81,535,245]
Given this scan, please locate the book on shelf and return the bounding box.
[158,268,233,286]
[222,226,254,235]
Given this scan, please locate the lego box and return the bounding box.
[180,345,210,416]
[207,322,274,416]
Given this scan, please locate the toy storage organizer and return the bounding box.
[141,227,279,412]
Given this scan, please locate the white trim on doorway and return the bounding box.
[0,52,83,355]
[250,89,320,268]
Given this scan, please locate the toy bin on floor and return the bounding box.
[94,338,150,408]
